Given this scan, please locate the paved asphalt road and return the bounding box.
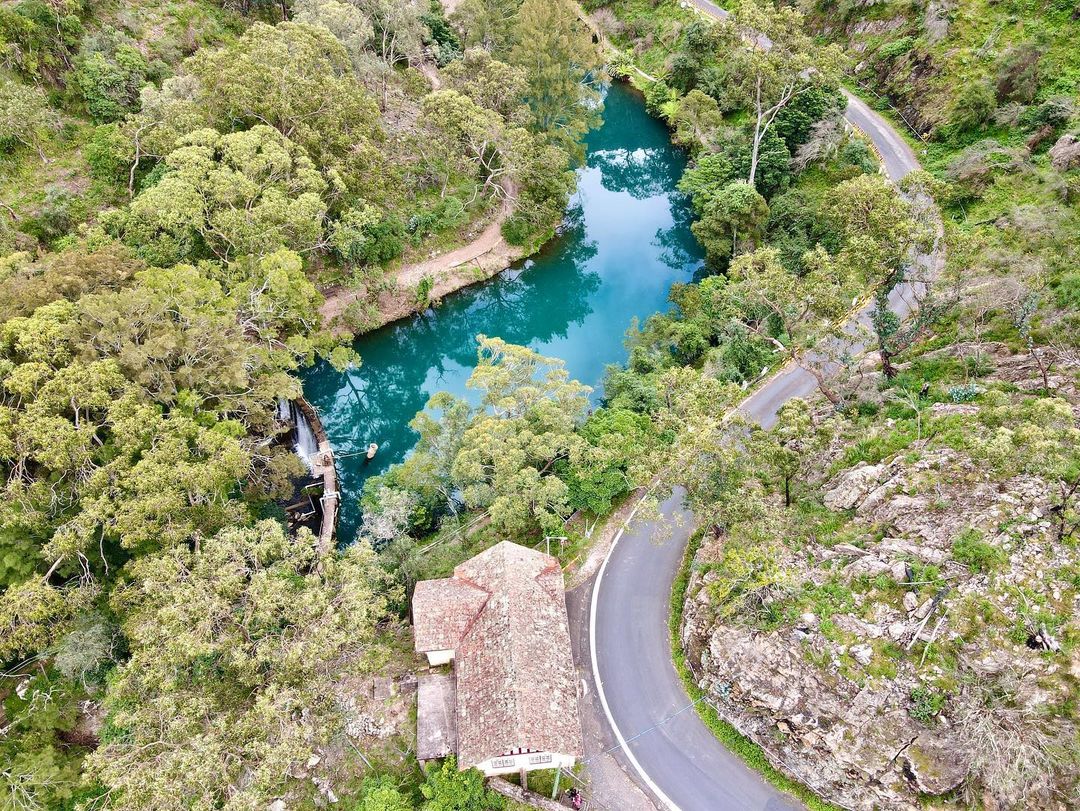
[572,7,937,809]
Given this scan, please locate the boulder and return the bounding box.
[851,644,874,666]
[823,462,890,510]
[1049,134,1080,172]
[914,598,933,620]
[890,560,910,583]
[834,615,883,640]
[843,555,893,580]
[902,738,968,795]
[879,538,948,565]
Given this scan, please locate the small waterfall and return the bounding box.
[279,399,319,473]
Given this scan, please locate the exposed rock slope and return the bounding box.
[681,373,1080,810]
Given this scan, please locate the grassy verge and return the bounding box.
[669,531,845,811]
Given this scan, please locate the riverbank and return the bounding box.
[318,180,531,336]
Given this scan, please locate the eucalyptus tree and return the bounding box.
[0,81,57,161]
[0,250,332,667]
[87,521,394,811]
[509,0,600,159]
[364,337,592,537]
[106,126,330,265]
[715,0,843,189]
[452,0,520,55]
[189,21,384,180]
[293,0,375,70]
[715,245,854,403]
[750,397,834,506]
[453,337,592,534]
[442,47,528,122]
[825,173,934,378]
[419,89,515,201]
[690,180,770,264]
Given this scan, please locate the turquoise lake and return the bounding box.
[301,82,704,542]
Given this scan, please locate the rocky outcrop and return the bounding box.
[682,406,1080,809]
[923,0,952,45]
[821,459,899,511]
[686,622,956,810]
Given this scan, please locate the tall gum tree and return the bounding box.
[825,174,937,378]
[718,0,843,189]
[509,0,601,160]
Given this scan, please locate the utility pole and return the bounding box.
[543,536,568,557]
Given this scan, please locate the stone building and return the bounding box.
[412,541,583,777]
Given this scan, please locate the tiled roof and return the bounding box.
[412,541,583,768]
[412,577,489,652]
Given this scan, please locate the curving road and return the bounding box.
[570,7,937,809]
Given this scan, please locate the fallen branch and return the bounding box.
[906,586,949,651]
[918,610,948,667]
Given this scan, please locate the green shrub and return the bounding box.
[415,275,434,307]
[643,79,678,118]
[1052,272,1080,311]
[1019,96,1074,131]
[70,28,150,122]
[909,686,946,724]
[994,43,1040,104]
[332,206,406,266]
[947,383,979,403]
[421,0,461,67]
[500,215,534,246]
[714,331,774,384]
[948,81,996,134]
[407,197,467,239]
[773,85,846,151]
[838,139,877,175]
[357,774,413,811]
[855,400,880,418]
[878,36,915,61]
[419,756,504,810]
[951,528,1005,573]
[84,123,131,181]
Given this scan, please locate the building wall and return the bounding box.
[474,752,576,776]
[425,649,454,666]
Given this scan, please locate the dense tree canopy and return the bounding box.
[366,337,592,536]
[0,0,608,804]
[86,521,393,811]
[191,22,385,172]
[106,126,330,264]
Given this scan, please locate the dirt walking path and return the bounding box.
[319,179,523,333]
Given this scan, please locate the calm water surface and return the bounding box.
[301,82,703,541]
